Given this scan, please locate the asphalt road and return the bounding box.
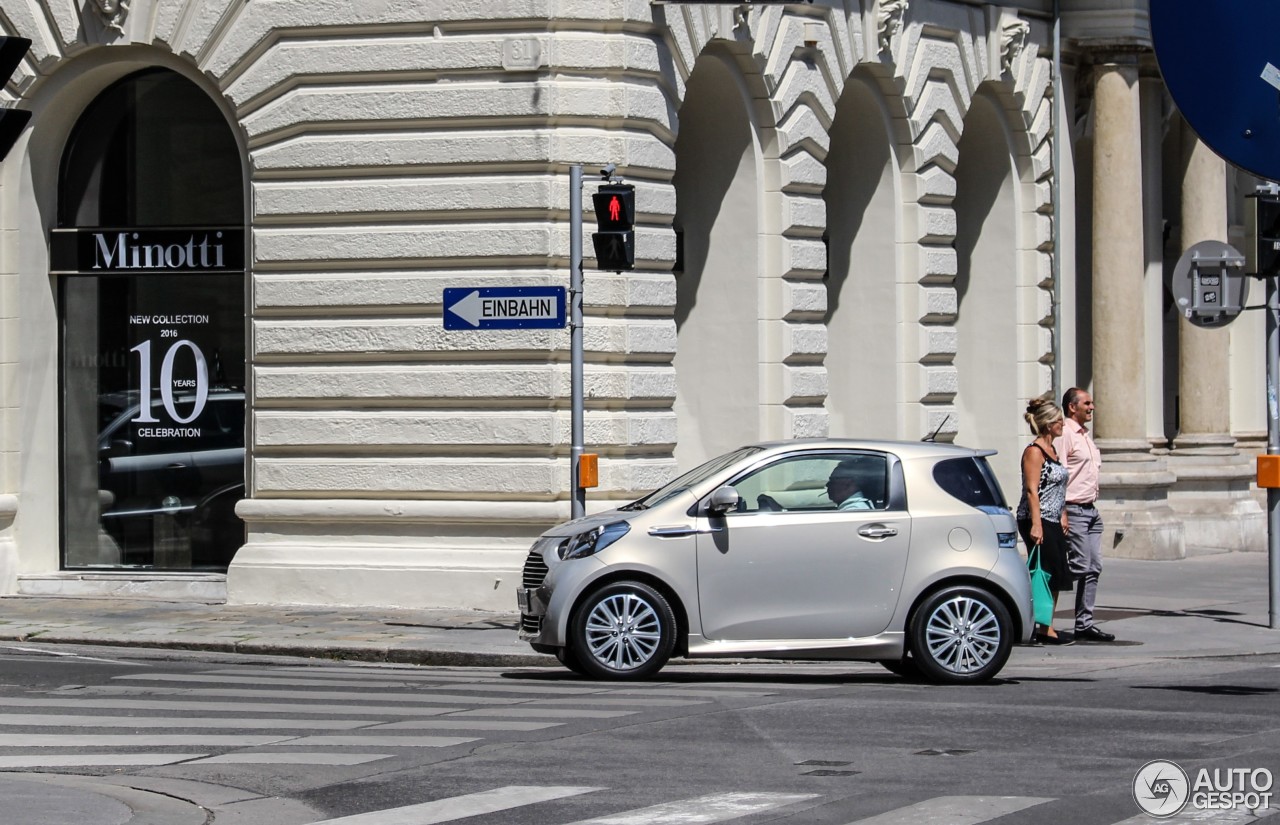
[0,642,1275,824]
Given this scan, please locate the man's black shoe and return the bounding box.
[1075,626,1115,642]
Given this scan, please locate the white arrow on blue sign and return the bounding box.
[443,286,567,330]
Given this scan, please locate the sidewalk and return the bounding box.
[0,551,1277,666]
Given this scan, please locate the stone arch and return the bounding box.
[670,45,771,468]
[823,72,903,439]
[952,88,1026,491]
[7,47,249,574]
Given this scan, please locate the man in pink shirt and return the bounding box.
[1054,387,1115,642]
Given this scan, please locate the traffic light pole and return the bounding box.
[1268,274,1280,629]
[569,165,586,520]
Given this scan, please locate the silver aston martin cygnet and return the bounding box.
[517,439,1033,684]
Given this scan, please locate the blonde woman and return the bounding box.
[1016,395,1073,645]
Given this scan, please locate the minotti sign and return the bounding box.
[51,227,245,274]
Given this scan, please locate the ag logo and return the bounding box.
[1133,760,1190,817]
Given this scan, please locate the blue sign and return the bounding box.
[443,286,567,330]
[1151,0,1280,182]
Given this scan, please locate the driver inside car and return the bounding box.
[826,461,874,511]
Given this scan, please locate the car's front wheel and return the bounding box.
[909,585,1012,684]
[568,581,676,680]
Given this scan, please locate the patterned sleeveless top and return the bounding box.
[1016,443,1068,522]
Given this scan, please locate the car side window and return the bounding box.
[728,453,890,513]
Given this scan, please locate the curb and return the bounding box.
[0,632,558,668]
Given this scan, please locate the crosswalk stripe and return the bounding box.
[279,735,478,747]
[563,791,819,824]
[449,708,635,719]
[0,713,376,730]
[113,674,436,689]
[185,753,393,766]
[0,732,475,748]
[368,720,562,731]
[533,697,706,707]
[0,734,291,747]
[84,686,524,704]
[308,785,601,824]
[6,697,462,717]
[845,795,1053,824]
[0,754,205,768]
[185,672,610,695]
[201,668,785,697]
[113,673,616,696]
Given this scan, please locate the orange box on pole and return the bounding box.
[1258,455,1280,488]
[578,453,599,488]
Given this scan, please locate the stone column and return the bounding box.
[1166,130,1266,551]
[1090,54,1184,559]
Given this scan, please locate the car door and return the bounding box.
[694,451,912,641]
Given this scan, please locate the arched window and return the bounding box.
[56,69,246,572]
[59,68,241,228]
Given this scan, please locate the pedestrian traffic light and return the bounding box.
[1246,192,1280,276]
[0,37,32,162]
[591,184,635,271]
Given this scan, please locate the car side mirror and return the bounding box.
[707,486,740,515]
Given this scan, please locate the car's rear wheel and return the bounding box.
[569,581,676,680]
[909,585,1012,684]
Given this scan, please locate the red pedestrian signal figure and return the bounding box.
[591,184,635,271]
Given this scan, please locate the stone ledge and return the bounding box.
[16,573,227,602]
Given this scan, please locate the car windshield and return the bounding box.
[624,446,764,510]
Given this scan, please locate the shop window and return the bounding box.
[57,70,245,571]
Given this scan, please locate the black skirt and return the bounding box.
[1018,519,1074,595]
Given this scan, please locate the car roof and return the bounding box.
[745,438,994,461]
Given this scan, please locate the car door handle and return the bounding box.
[166,463,188,469]
[648,524,723,538]
[858,524,898,540]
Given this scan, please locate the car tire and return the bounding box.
[908,585,1012,685]
[569,581,676,680]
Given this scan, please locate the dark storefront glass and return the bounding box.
[61,274,246,568]
[58,70,245,570]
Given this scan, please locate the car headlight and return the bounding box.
[558,521,630,560]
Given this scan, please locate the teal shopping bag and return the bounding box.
[1026,544,1054,627]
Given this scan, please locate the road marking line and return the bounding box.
[185,753,393,766]
[92,685,523,705]
[564,792,818,824]
[11,697,461,716]
[533,697,706,708]
[846,795,1054,824]
[0,713,375,730]
[198,670,611,695]
[308,785,601,824]
[0,754,205,768]
[280,735,478,748]
[369,720,561,731]
[448,708,635,719]
[0,733,289,747]
[113,674,427,689]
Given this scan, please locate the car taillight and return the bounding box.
[997,532,1017,549]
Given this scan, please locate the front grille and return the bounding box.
[522,547,550,589]
[521,614,542,635]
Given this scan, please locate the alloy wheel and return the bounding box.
[583,591,663,671]
[922,594,1002,674]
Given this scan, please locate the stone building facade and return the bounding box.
[0,0,1263,610]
